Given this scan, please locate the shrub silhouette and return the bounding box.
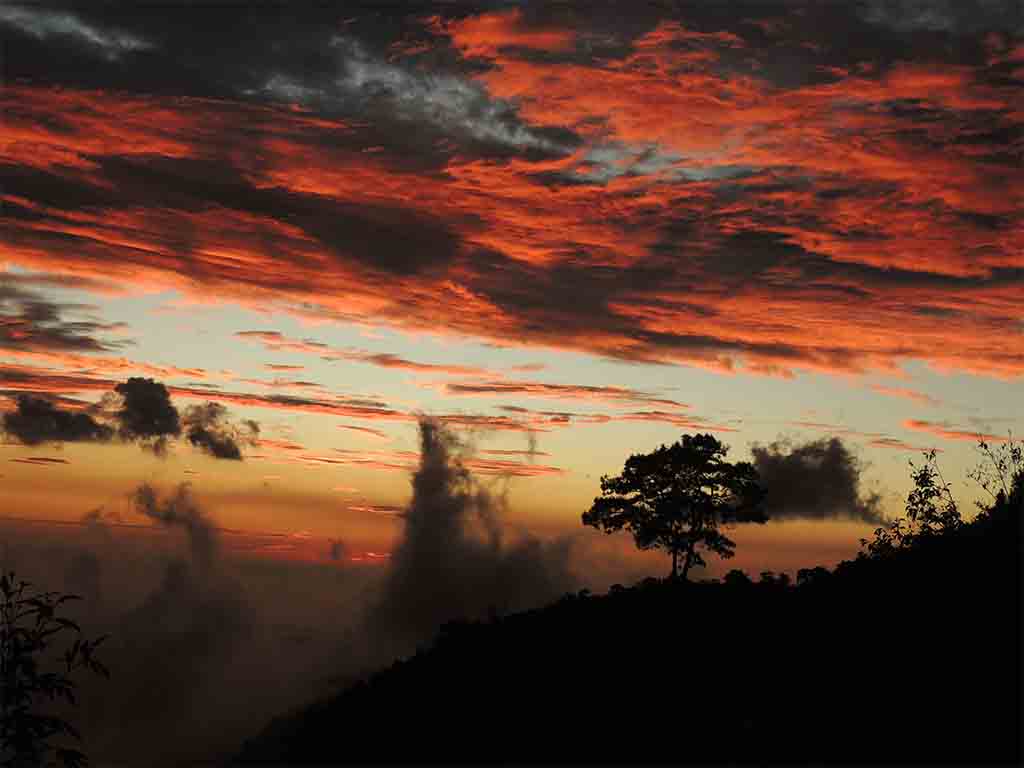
[1,571,108,768]
[722,568,752,586]
[583,433,767,579]
[970,434,1022,513]
[861,434,1021,560]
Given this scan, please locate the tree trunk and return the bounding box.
[671,549,678,580]
[681,544,695,581]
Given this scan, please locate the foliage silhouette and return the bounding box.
[1,571,108,768]
[969,433,1022,512]
[860,434,1021,560]
[583,433,766,580]
[722,568,752,587]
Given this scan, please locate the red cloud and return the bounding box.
[253,437,305,453]
[902,419,1009,443]
[431,8,577,59]
[337,424,390,440]
[3,27,1022,383]
[617,411,737,432]
[348,503,406,517]
[868,437,941,452]
[437,379,687,408]
[869,385,941,407]
[236,330,491,376]
[325,447,565,477]
[481,448,551,458]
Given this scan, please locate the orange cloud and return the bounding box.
[869,385,941,407]
[436,379,686,408]
[432,8,577,60]
[902,419,1009,443]
[868,437,940,452]
[3,31,1022,383]
[337,424,389,440]
[236,331,491,376]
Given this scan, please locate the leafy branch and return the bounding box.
[1,571,109,768]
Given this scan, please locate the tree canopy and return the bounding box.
[583,433,767,580]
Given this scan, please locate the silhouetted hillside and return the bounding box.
[239,487,1021,764]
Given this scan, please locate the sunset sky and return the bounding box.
[2,0,1021,579]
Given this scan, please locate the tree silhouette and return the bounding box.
[583,433,766,580]
[1,571,108,768]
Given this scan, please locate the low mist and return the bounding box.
[0,421,876,763]
[0,417,628,764]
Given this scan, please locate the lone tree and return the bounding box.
[584,433,767,580]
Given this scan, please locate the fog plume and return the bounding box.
[0,485,372,766]
[365,418,577,656]
[752,437,885,523]
[0,420,650,764]
[132,482,218,569]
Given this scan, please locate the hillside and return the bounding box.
[239,492,1020,764]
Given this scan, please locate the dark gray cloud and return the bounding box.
[182,402,259,461]
[113,378,181,456]
[858,0,1024,35]
[1,376,260,460]
[2,1,1013,114]
[259,34,577,158]
[0,4,155,60]
[0,282,125,353]
[752,437,885,523]
[2,394,114,445]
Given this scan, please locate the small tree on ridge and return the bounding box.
[583,433,767,580]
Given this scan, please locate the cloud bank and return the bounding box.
[752,437,885,524]
[1,3,1020,380]
[2,376,261,460]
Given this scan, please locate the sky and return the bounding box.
[2,0,1022,582]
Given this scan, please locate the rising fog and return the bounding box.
[0,418,607,764]
[0,421,884,763]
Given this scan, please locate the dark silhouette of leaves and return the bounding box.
[1,571,108,767]
[583,433,766,579]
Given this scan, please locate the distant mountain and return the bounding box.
[238,494,1020,764]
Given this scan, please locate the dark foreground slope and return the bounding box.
[239,500,1020,764]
